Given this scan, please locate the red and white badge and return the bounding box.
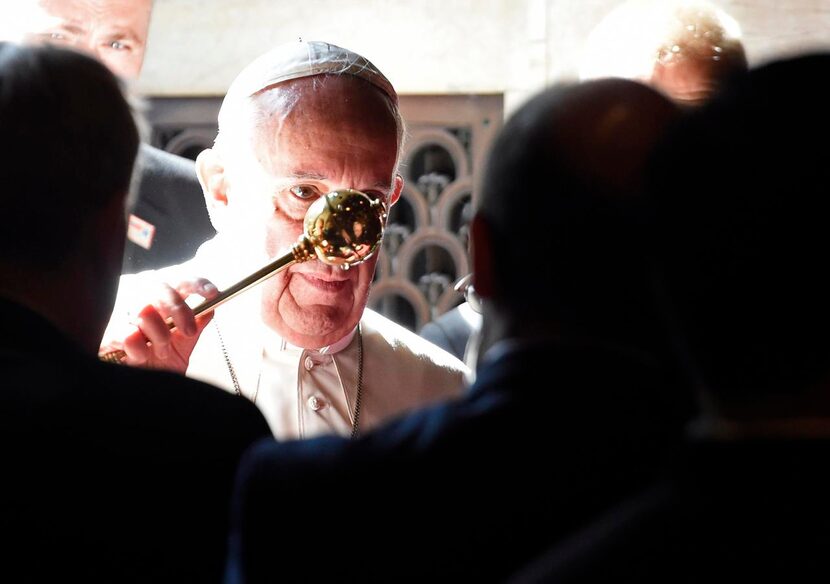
[127,214,156,250]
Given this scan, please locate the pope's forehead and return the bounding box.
[249,91,398,181]
[255,76,398,140]
[218,74,400,178]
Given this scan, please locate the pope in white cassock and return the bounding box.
[102,41,468,439]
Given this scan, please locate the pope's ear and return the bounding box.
[196,148,228,231]
[388,173,403,206]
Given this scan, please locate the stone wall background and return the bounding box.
[139,0,830,115]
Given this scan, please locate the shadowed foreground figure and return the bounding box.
[0,43,270,583]
[227,78,688,583]
[510,52,830,584]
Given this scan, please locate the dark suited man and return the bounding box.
[6,0,215,273]
[510,53,830,584]
[0,43,270,582]
[227,78,689,583]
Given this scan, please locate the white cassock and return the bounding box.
[110,236,469,439]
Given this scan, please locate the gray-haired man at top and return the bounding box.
[4,0,215,273]
[102,41,468,439]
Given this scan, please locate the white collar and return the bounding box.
[260,323,358,356]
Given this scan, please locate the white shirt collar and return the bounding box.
[260,322,358,356]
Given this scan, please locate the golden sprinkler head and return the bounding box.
[302,188,387,269]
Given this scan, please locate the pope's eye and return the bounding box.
[289,185,317,200]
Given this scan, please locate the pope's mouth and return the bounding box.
[296,273,349,292]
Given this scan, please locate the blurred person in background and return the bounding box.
[579,0,748,106]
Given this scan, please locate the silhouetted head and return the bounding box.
[652,52,830,417]
[472,78,679,353]
[0,42,138,268]
[0,42,139,350]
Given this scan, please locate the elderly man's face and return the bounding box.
[22,0,152,79]
[223,76,401,349]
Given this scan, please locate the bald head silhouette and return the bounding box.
[472,79,679,353]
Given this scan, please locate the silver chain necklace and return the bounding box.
[216,322,364,438]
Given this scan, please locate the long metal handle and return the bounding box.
[99,241,312,363]
[185,246,305,318]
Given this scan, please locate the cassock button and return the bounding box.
[304,356,314,371]
[308,396,325,411]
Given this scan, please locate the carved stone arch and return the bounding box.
[395,227,469,284]
[382,182,430,268]
[401,128,470,186]
[390,182,430,231]
[434,175,475,236]
[372,249,393,281]
[368,278,432,332]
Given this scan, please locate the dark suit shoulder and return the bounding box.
[1,330,270,583]
[229,341,686,583]
[139,143,200,179]
[419,304,477,359]
[124,144,215,272]
[135,144,203,204]
[3,344,271,454]
[95,360,271,442]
